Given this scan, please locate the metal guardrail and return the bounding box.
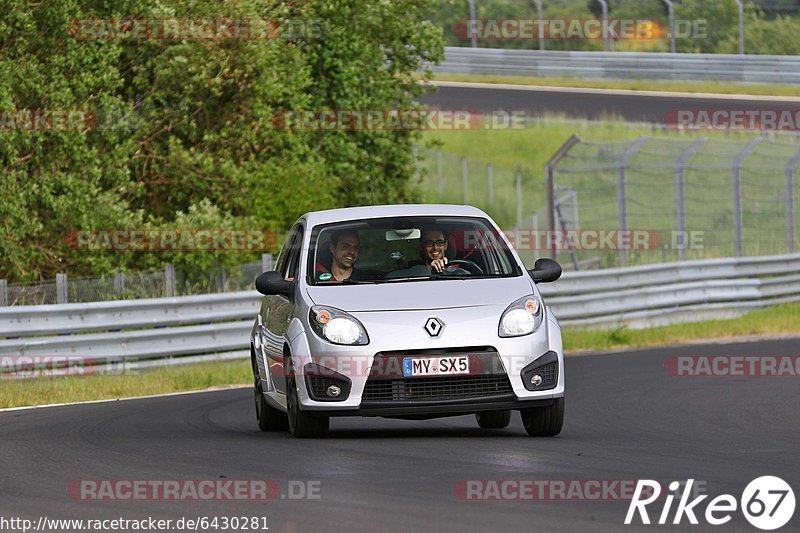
[2,253,799,373]
[434,47,800,85]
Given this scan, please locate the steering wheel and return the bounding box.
[435,259,484,275]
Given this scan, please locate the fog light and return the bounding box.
[530,374,543,387]
[326,384,341,397]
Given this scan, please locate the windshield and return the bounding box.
[307,216,520,285]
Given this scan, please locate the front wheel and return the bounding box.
[520,397,564,437]
[475,409,511,429]
[286,370,329,438]
[254,365,289,431]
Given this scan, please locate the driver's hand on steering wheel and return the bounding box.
[430,257,448,273]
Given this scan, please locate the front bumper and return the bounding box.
[312,396,555,418]
[286,305,565,413]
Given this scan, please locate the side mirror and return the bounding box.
[528,258,562,284]
[255,271,293,297]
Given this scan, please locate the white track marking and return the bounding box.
[0,384,249,413]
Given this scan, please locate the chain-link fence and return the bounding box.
[0,258,269,306]
[417,136,800,271]
[416,147,545,225]
[416,146,597,268]
[546,135,800,269]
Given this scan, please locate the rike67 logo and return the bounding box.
[625,477,795,530]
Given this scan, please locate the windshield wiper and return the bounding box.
[339,278,374,284]
[371,276,433,283]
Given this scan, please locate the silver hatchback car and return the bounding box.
[250,204,564,438]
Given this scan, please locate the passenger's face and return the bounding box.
[421,230,447,264]
[330,235,359,269]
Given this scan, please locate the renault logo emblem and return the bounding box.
[423,317,444,337]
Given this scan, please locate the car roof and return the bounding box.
[300,204,491,227]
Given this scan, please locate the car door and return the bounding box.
[260,224,303,395]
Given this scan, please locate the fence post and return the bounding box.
[114,272,126,294]
[735,0,745,55]
[0,280,7,306]
[535,0,545,50]
[262,252,274,272]
[164,263,176,297]
[56,273,68,304]
[515,165,523,228]
[545,134,582,259]
[732,138,762,257]
[785,149,800,254]
[662,0,676,53]
[461,157,468,203]
[597,0,610,51]
[616,137,648,266]
[675,138,707,260]
[467,0,477,48]
[487,164,494,210]
[436,150,443,201]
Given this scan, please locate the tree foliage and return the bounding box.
[0,0,443,281]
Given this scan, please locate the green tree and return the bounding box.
[0,0,443,282]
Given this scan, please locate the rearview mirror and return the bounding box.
[528,258,562,284]
[386,228,421,241]
[255,271,293,297]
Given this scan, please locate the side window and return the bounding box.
[273,227,296,275]
[280,225,304,281]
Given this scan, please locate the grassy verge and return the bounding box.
[419,116,798,264]
[431,73,800,98]
[2,303,799,409]
[0,359,251,410]
[563,303,800,353]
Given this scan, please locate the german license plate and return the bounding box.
[403,356,469,377]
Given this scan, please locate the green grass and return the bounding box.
[0,359,251,409]
[418,116,800,267]
[563,303,800,352]
[431,73,800,98]
[2,303,799,409]
[419,116,661,229]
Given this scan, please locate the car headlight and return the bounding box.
[499,295,543,337]
[309,306,369,345]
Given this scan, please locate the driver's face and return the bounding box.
[421,230,447,265]
[330,234,359,269]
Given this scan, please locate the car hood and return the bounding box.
[305,275,534,312]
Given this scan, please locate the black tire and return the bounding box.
[520,397,564,437]
[475,409,512,429]
[286,368,329,438]
[254,363,289,431]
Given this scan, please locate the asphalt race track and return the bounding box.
[1,338,798,532]
[420,82,800,123]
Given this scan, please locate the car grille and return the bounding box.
[362,374,513,402]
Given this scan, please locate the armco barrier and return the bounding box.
[2,253,799,372]
[433,47,800,85]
